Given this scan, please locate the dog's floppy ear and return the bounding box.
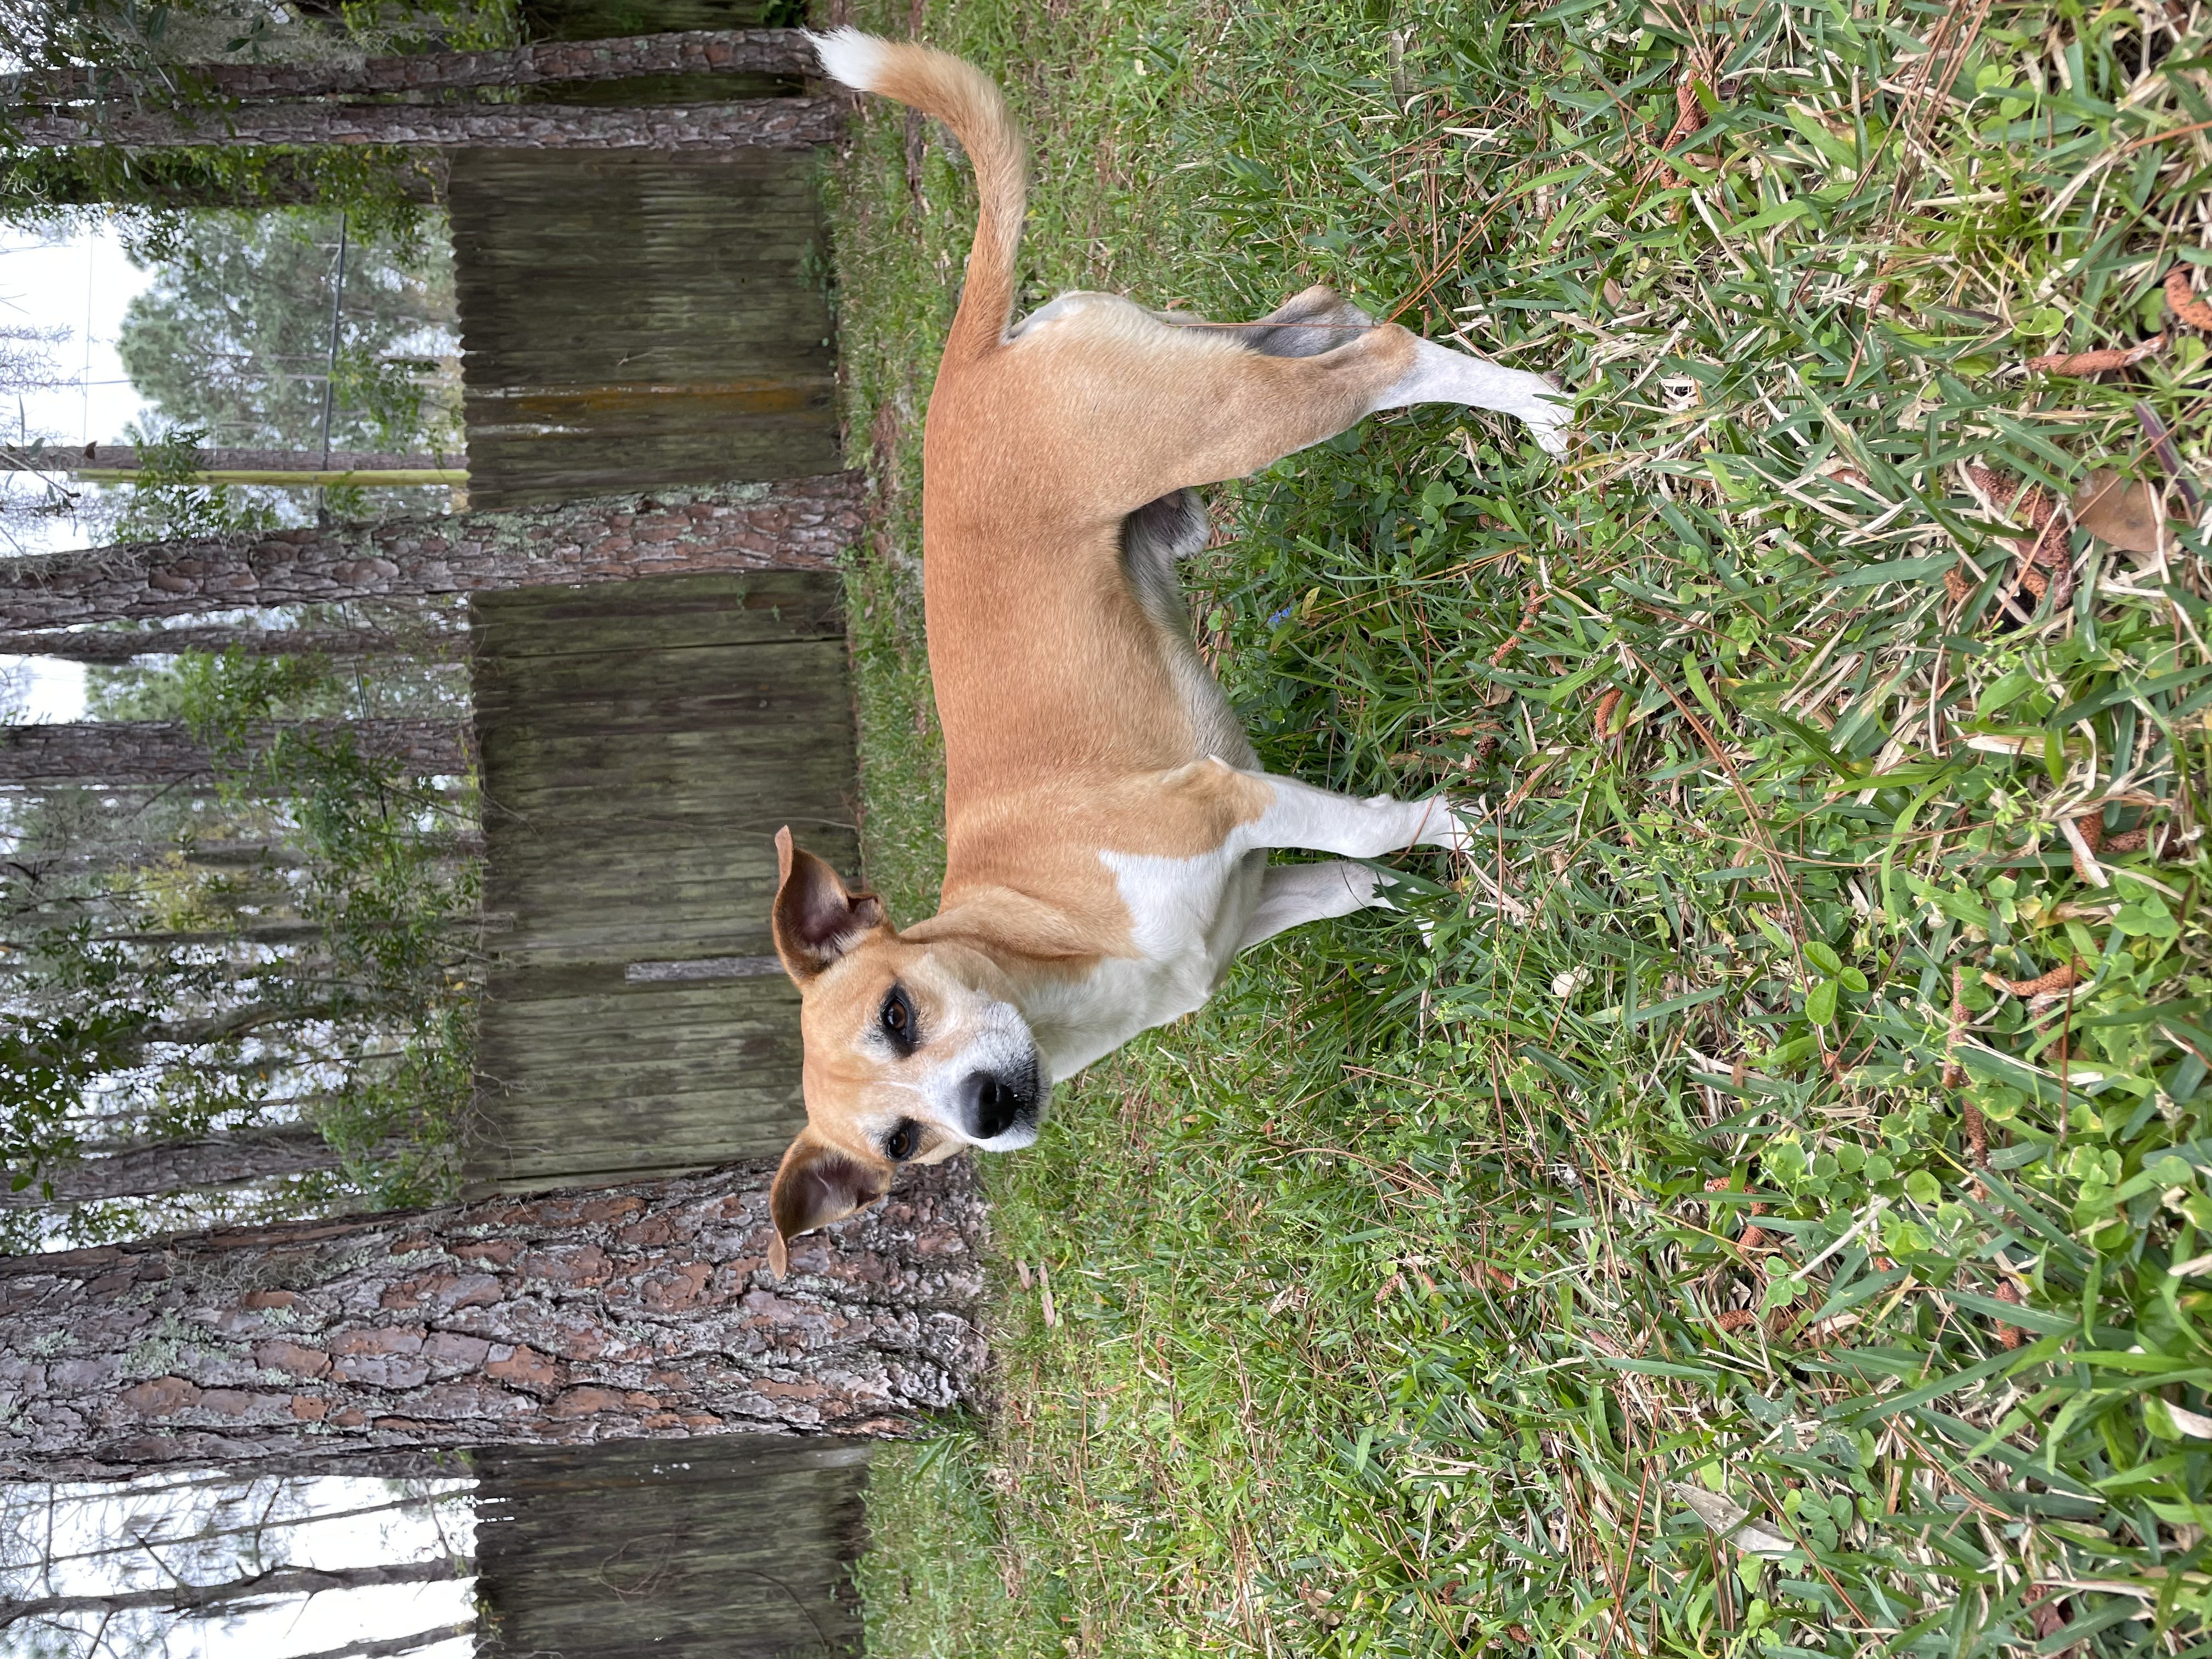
[767,1125,890,1278]
[772,826,885,983]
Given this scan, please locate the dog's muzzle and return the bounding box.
[959,1056,1041,1145]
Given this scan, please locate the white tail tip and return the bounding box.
[805,26,892,93]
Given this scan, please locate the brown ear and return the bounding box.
[767,1126,890,1278]
[772,826,885,984]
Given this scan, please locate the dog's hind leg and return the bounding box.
[1120,288,1377,563]
[1169,284,1377,359]
[1119,488,1254,766]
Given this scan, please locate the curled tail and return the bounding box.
[809,28,1027,363]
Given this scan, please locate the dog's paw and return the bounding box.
[1523,392,1573,459]
[1415,795,1482,854]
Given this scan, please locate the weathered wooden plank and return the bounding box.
[469,572,856,1193]
[449,146,839,507]
[470,1094,805,1180]
[473,1434,866,1659]
[470,568,842,654]
[476,638,849,706]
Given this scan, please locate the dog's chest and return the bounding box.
[1024,841,1267,1080]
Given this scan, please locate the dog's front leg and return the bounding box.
[1235,858,1399,952]
[1238,769,1474,857]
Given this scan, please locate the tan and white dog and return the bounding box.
[765,31,1566,1274]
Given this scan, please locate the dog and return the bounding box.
[765,31,1566,1275]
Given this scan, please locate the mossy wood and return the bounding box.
[521,0,779,44]
[468,571,858,1193]
[448,148,839,509]
[473,1434,866,1658]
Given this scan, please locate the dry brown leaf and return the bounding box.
[1991,1279,2024,1350]
[2105,822,2173,856]
[2169,265,2212,330]
[1988,961,2083,997]
[2073,470,2177,555]
[2026,335,2165,375]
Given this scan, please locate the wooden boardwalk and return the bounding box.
[466,570,859,1192]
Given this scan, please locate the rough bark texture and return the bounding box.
[20,96,841,150]
[0,474,863,629]
[0,1558,465,1624]
[15,29,815,103]
[4,445,450,475]
[0,719,466,783]
[0,149,448,210]
[0,1160,985,1479]
[0,1126,352,1208]
[0,625,462,664]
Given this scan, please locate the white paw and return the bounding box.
[1509,374,1572,458]
[1415,797,1480,853]
[1523,402,1572,458]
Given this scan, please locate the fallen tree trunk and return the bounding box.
[0,718,466,783]
[0,1160,984,1479]
[18,97,840,150]
[0,473,864,629]
[13,29,816,103]
[0,1124,354,1207]
[0,625,462,663]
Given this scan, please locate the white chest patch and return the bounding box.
[1023,841,1266,1081]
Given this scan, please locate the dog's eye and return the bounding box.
[879,987,916,1051]
[884,1120,919,1162]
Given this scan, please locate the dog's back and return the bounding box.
[810,31,1238,865]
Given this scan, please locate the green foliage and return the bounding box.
[0,647,477,1244]
[832,0,2212,1652]
[0,1015,135,1196]
[101,423,282,545]
[118,207,462,456]
[0,147,441,249]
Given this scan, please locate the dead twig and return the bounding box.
[2024,335,2164,375]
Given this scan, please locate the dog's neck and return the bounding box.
[902,885,1113,979]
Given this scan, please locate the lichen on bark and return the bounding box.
[0,1159,985,1480]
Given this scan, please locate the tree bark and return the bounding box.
[8,833,479,874]
[5,445,452,475]
[0,1124,353,1207]
[287,1624,475,1659]
[19,97,842,150]
[0,1160,985,1480]
[0,718,466,784]
[0,1558,465,1626]
[0,148,448,211]
[0,473,864,630]
[0,624,462,664]
[16,29,816,104]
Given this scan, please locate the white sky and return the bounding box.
[0,221,155,720]
[0,219,151,452]
[12,1472,478,1657]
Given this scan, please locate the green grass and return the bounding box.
[824,1,2212,1652]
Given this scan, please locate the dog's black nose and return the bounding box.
[960,1067,1035,1140]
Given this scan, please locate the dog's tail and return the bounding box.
[809,28,1026,364]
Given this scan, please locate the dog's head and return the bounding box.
[765,827,1043,1276]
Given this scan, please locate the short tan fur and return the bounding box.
[765,31,1567,1277]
